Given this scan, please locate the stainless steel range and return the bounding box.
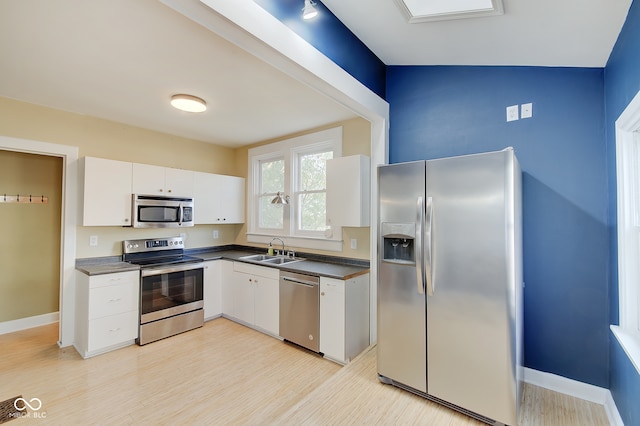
[123,236,204,345]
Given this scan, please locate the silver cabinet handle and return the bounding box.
[425,196,434,296]
[416,196,425,295]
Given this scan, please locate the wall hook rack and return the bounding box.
[0,194,49,204]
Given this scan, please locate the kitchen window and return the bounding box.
[247,127,342,251]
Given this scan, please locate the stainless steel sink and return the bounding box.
[240,254,278,262]
[262,257,302,265]
[239,254,303,265]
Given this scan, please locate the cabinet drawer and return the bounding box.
[320,277,345,294]
[89,282,138,319]
[88,311,138,351]
[89,270,139,289]
[234,262,279,280]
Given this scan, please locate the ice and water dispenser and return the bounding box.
[381,222,416,264]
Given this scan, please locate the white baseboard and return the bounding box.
[0,312,59,335]
[524,367,623,426]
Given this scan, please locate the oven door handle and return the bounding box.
[141,262,205,277]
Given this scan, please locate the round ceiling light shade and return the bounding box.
[170,94,207,113]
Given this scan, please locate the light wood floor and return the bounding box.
[0,319,609,425]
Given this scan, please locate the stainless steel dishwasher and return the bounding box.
[279,270,320,353]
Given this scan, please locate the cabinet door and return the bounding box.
[254,277,279,336]
[218,175,245,223]
[326,155,370,228]
[165,168,194,197]
[193,171,219,224]
[232,271,255,324]
[320,277,346,363]
[203,260,222,320]
[193,172,245,224]
[132,163,165,195]
[82,157,132,226]
[220,260,236,317]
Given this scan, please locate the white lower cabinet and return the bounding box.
[220,260,236,318]
[224,261,279,337]
[320,274,370,364]
[203,260,222,320]
[75,270,139,358]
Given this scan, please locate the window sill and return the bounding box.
[611,325,640,375]
[247,233,343,252]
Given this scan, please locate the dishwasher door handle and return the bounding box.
[282,276,318,287]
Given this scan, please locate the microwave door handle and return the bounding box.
[178,203,183,226]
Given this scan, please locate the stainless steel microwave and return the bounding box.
[132,194,194,228]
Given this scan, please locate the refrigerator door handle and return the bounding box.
[425,196,434,296]
[416,196,425,295]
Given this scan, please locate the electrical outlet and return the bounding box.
[506,105,519,122]
[213,230,219,239]
[521,103,533,119]
[89,235,98,247]
[350,238,357,249]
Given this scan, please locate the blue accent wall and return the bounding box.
[605,0,640,423]
[253,0,386,98]
[259,0,640,420]
[386,66,610,387]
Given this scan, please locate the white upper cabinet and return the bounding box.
[81,156,133,226]
[193,172,245,224]
[82,156,244,226]
[132,163,194,197]
[326,155,370,228]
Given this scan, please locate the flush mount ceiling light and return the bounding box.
[271,192,290,205]
[395,0,504,23]
[170,94,207,113]
[302,0,318,20]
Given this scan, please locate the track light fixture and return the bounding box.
[302,0,318,20]
[271,192,290,205]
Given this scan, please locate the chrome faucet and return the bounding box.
[269,237,285,256]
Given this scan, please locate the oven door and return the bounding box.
[140,262,204,324]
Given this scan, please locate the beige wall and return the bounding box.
[0,97,243,259]
[234,117,372,260]
[0,150,62,321]
[0,97,371,321]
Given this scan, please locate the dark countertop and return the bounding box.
[76,246,370,280]
[75,257,140,276]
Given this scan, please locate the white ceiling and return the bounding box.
[0,0,357,147]
[0,0,633,149]
[322,0,632,67]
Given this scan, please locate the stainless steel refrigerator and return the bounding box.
[377,148,523,425]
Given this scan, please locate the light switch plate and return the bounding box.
[350,238,357,249]
[506,105,519,122]
[521,103,533,119]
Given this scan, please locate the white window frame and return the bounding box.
[613,89,640,374]
[256,154,288,233]
[247,127,342,251]
[292,143,335,238]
